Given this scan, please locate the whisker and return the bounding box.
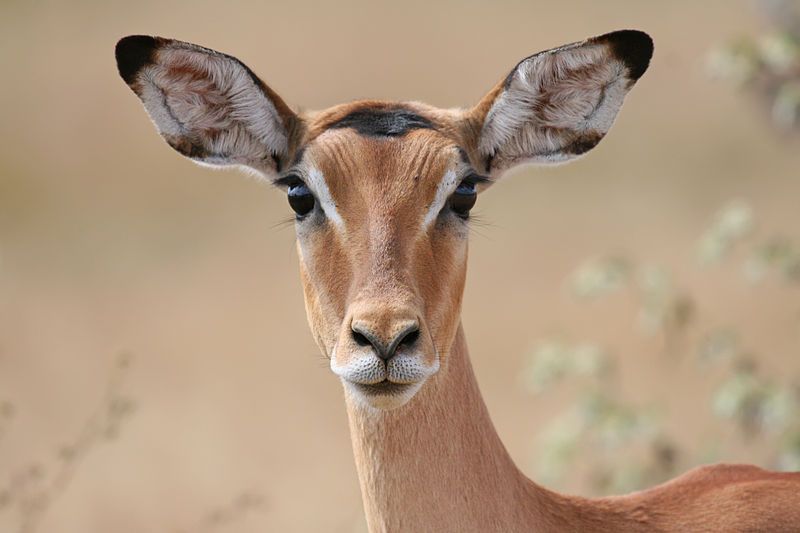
[468,212,494,239]
[270,215,296,231]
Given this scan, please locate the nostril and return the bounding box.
[350,322,419,361]
[397,328,420,349]
[352,330,372,347]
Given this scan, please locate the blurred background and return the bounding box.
[1,0,799,531]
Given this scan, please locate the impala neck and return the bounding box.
[344,323,569,532]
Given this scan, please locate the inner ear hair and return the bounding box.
[468,29,653,178]
[115,35,301,178]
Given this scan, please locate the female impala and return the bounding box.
[115,30,800,532]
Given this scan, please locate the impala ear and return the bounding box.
[466,30,653,179]
[115,35,301,178]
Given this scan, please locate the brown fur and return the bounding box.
[296,117,467,371]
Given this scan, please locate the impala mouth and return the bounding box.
[352,380,416,396]
[345,378,425,409]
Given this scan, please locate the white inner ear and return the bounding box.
[136,43,288,166]
[479,43,629,166]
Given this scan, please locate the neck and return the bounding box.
[343,324,570,532]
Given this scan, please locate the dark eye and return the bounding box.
[450,180,477,218]
[288,183,315,217]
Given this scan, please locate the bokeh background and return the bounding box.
[2,0,799,531]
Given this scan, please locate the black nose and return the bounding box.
[351,323,420,361]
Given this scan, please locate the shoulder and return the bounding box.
[626,464,800,532]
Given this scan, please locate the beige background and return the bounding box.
[1,1,799,531]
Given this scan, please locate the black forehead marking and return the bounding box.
[327,108,435,137]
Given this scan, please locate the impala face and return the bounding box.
[116,30,653,409]
[289,108,489,408]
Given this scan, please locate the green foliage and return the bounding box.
[712,365,798,436]
[708,0,800,130]
[697,200,754,264]
[570,257,631,299]
[745,237,800,283]
[778,429,800,470]
[525,338,677,494]
[519,340,611,393]
[524,197,800,495]
[569,256,694,342]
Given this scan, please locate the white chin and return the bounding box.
[344,380,424,410]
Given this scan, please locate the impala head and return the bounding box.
[116,30,652,410]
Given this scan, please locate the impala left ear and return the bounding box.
[115,35,301,179]
[466,30,653,179]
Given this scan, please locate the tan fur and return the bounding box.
[297,122,467,386]
[117,31,800,532]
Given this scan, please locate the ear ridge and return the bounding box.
[115,35,300,177]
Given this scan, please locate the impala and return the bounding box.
[115,30,800,532]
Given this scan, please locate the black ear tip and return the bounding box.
[599,29,654,81]
[115,35,159,85]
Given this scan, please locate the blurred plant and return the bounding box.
[744,236,800,282]
[569,257,693,345]
[517,0,800,500]
[0,353,136,533]
[570,257,631,299]
[697,328,741,364]
[712,361,798,437]
[519,340,611,393]
[526,193,799,494]
[695,203,800,460]
[0,400,14,444]
[697,200,800,285]
[697,200,754,264]
[524,340,678,494]
[636,266,694,338]
[177,490,266,533]
[708,0,800,131]
[777,428,800,470]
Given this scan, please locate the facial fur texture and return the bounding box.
[293,117,470,408]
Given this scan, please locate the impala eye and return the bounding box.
[450,180,477,218]
[287,182,315,217]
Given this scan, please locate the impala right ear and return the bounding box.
[465,30,653,180]
[115,35,301,178]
